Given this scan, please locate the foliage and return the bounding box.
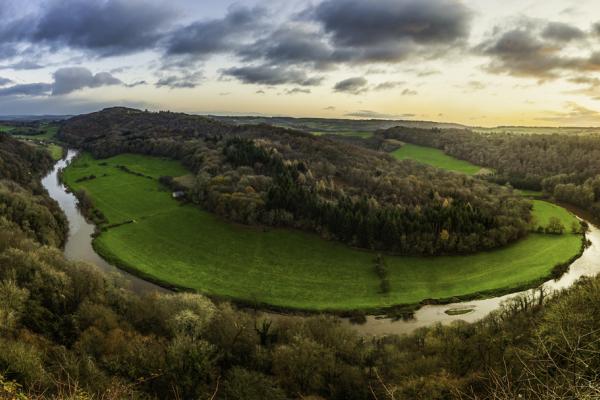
[59,108,535,255]
[0,125,598,399]
[383,126,600,222]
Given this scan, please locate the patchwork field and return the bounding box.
[62,153,582,311]
[392,143,482,175]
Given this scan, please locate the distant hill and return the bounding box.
[0,114,72,122]
[209,115,468,135]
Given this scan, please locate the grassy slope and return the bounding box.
[392,143,482,175]
[47,144,63,161]
[5,123,59,141]
[63,153,582,311]
[532,200,577,228]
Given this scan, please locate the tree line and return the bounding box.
[382,126,600,220]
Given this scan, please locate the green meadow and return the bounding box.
[392,143,482,175]
[46,144,64,160]
[62,153,582,311]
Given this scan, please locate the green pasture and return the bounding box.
[62,153,582,311]
[392,143,482,175]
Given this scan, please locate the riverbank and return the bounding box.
[52,151,582,313]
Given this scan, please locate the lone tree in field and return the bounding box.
[545,217,565,235]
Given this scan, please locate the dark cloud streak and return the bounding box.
[31,0,177,56]
[333,77,368,94]
[223,65,323,86]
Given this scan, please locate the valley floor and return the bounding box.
[62,153,582,311]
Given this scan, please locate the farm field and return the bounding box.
[392,143,482,175]
[62,153,582,311]
[46,143,63,160]
[3,122,59,141]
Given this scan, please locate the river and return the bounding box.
[41,150,166,293]
[42,150,600,336]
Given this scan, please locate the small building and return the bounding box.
[172,191,186,199]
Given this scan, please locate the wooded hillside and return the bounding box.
[59,108,532,255]
[382,127,600,221]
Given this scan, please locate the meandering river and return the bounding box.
[41,150,166,293]
[42,150,600,336]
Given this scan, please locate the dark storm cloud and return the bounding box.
[52,67,122,95]
[155,72,203,89]
[0,67,124,97]
[1,0,479,94]
[238,26,334,69]
[223,65,323,86]
[166,5,267,57]
[314,0,472,46]
[31,0,176,56]
[477,27,580,78]
[477,20,600,79]
[227,0,474,77]
[0,77,13,86]
[541,22,585,42]
[333,77,368,94]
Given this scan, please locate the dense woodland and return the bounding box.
[0,134,67,246]
[1,131,600,399]
[383,127,600,220]
[59,108,532,255]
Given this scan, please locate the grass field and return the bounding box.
[46,144,63,161]
[3,123,59,141]
[531,200,577,229]
[392,143,482,175]
[62,153,582,311]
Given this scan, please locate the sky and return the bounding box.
[1,0,600,126]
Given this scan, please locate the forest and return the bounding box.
[382,127,600,220]
[0,130,599,399]
[58,108,532,255]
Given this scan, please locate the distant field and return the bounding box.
[4,122,63,159]
[62,153,582,311]
[392,143,482,175]
[4,122,59,141]
[475,126,600,136]
[46,144,63,160]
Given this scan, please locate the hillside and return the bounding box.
[0,134,67,246]
[59,108,532,255]
[381,126,600,222]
